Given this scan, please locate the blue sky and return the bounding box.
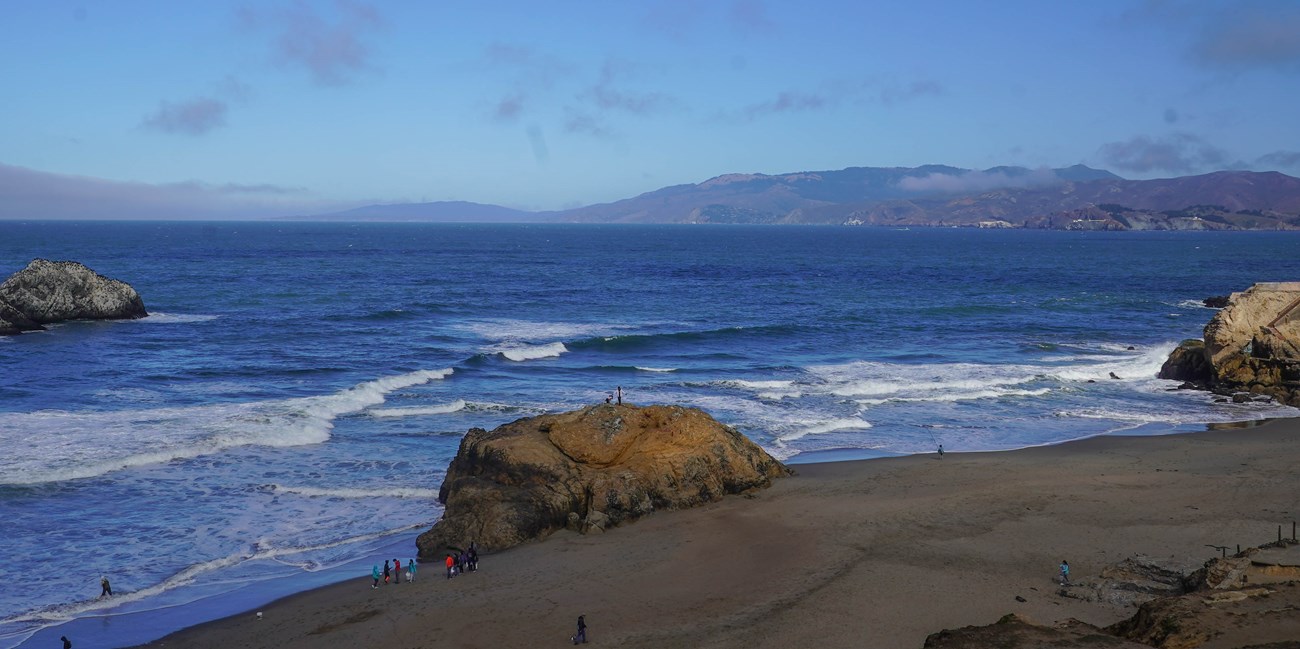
[3,0,1299,219]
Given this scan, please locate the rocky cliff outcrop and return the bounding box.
[1159,283,1300,406]
[932,542,1300,649]
[416,404,791,556]
[0,260,147,335]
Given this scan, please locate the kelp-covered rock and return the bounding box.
[416,404,790,556]
[0,260,147,335]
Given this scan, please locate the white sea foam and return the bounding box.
[269,485,441,499]
[635,366,677,373]
[498,342,568,361]
[857,387,1052,406]
[0,524,425,626]
[368,399,467,418]
[141,312,221,324]
[780,417,872,441]
[1047,343,1174,382]
[1175,299,1215,309]
[0,368,453,485]
[721,379,797,390]
[455,319,639,342]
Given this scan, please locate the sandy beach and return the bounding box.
[132,418,1300,649]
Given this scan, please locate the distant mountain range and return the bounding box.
[296,165,1300,230]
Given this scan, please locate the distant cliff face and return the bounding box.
[1159,282,1300,406]
[416,404,791,555]
[0,260,147,335]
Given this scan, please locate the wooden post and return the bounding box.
[1280,525,1284,543]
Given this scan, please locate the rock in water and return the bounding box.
[0,260,147,335]
[417,404,791,555]
[1159,282,1300,407]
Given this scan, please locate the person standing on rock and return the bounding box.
[616,386,622,405]
[1059,560,1070,586]
[371,564,380,589]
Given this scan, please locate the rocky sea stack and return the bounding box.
[0,260,147,335]
[417,404,791,556]
[1159,282,1300,407]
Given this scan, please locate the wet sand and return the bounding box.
[133,418,1300,648]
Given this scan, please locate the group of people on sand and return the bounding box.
[445,541,480,579]
[367,543,482,588]
[371,558,418,588]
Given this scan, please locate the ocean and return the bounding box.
[2,221,1299,648]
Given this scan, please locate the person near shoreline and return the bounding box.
[1059,560,1070,585]
[99,576,112,598]
[616,386,622,405]
[61,636,72,649]
[408,558,416,582]
[371,564,380,589]
[571,615,587,644]
[383,560,391,584]
[394,558,402,584]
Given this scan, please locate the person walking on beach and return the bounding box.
[571,615,587,644]
[1059,560,1070,586]
[383,560,391,584]
[407,558,416,582]
[61,636,72,649]
[99,576,112,598]
[394,558,402,584]
[371,564,380,589]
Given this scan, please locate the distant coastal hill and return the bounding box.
[296,165,1300,230]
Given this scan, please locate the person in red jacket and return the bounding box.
[445,554,454,579]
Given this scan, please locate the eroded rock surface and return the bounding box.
[0,260,147,335]
[923,614,1149,648]
[416,404,791,556]
[1159,282,1300,406]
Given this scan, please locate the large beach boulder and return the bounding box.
[0,260,147,335]
[1158,282,1300,407]
[417,404,791,556]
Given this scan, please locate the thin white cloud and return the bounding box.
[1257,150,1300,169]
[898,168,1061,193]
[141,98,228,136]
[1098,133,1229,174]
[242,1,384,86]
[0,163,353,220]
[1191,1,1300,72]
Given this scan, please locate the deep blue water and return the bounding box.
[2,222,1299,648]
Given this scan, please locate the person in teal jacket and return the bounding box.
[371,564,381,589]
[408,559,416,582]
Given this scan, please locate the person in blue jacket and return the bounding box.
[372,564,381,589]
[408,558,416,582]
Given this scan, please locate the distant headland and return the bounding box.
[292,165,1300,230]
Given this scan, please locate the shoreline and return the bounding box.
[95,416,1300,649]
